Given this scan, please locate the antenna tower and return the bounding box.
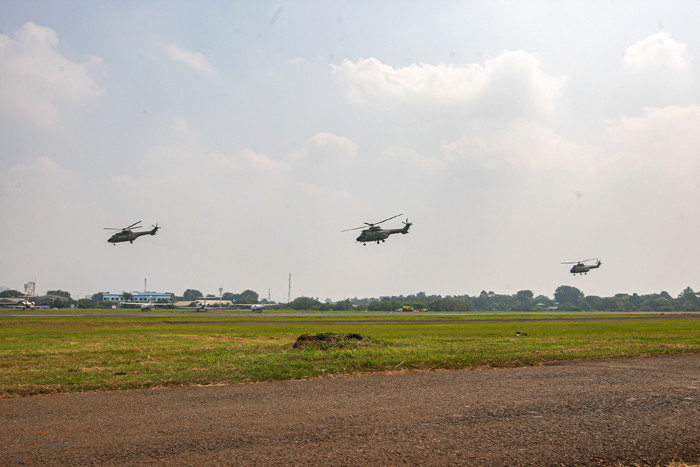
[287,273,291,304]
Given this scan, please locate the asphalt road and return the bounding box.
[1,354,698,466]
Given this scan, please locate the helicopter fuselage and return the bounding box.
[108,227,159,244]
[569,261,601,275]
[356,224,410,244]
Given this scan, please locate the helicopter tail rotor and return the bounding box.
[402,218,412,233]
[151,223,160,235]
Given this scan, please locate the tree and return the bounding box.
[0,290,23,298]
[472,291,491,311]
[239,290,259,303]
[611,293,635,311]
[334,299,353,311]
[677,287,698,310]
[47,290,71,299]
[584,295,604,311]
[183,289,202,301]
[516,290,534,301]
[532,295,554,309]
[428,297,470,311]
[554,286,584,307]
[288,296,321,310]
[652,296,675,312]
[514,290,534,311]
[368,300,396,311]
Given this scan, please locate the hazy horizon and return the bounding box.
[1,2,698,302]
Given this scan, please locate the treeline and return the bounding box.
[3,286,699,311]
[294,286,699,312]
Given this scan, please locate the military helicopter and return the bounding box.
[342,214,412,245]
[562,258,602,275]
[105,221,160,245]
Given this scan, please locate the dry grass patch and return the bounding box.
[170,334,287,343]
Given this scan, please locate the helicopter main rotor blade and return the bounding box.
[127,221,142,229]
[343,214,402,232]
[341,225,366,232]
[561,258,598,264]
[373,213,403,226]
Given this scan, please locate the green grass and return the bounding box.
[0,312,698,396]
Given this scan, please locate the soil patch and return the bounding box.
[292,332,373,350]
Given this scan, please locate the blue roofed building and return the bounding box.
[102,292,172,303]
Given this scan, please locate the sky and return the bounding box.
[1,1,698,302]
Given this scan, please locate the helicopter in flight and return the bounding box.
[105,221,160,245]
[562,258,602,275]
[342,214,411,245]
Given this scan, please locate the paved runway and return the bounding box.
[1,354,698,465]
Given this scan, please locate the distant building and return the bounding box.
[101,292,172,303]
[0,297,22,308]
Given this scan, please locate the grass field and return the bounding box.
[1,312,698,397]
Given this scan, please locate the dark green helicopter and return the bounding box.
[562,258,602,275]
[343,214,411,245]
[105,221,160,245]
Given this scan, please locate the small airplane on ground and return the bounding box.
[342,214,411,245]
[105,221,160,245]
[232,303,284,313]
[120,300,170,311]
[562,258,602,275]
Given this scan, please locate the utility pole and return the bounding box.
[287,273,291,304]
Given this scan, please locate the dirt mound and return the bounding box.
[292,332,371,350]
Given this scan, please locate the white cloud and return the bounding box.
[7,156,69,178]
[607,105,700,187]
[383,146,453,172]
[440,121,596,172]
[291,133,358,162]
[165,44,215,74]
[623,31,689,69]
[331,51,566,115]
[286,133,359,191]
[0,22,104,127]
[332,57,488,105]
[122,117,287,197]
